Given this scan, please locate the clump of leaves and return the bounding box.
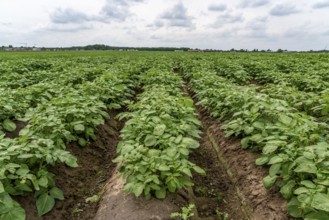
[216,208,229,220]
[170,204,195,220]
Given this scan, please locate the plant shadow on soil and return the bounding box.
[15,111,123,220]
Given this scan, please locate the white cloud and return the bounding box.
[240,0,270,8]
[208,4,227,12]
[50,8,91,24]
[152,3,195,29]
[0,0,327,50]
[270,4,299,16]
[313,1,329,9]
[99,0,134,22]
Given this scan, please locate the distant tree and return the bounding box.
[8,45,13,48]
[277,48,284,53]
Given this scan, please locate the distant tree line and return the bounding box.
[1,44,329,53]
[70,44,191,52]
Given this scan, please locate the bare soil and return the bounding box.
[94,171,186,220]
[249,80,263,86]
[189,112,248,220]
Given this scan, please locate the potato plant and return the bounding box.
[114,68,204,199]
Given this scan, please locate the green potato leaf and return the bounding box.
[3,119,16,132]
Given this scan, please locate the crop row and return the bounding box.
[180,55,329,93]
[183,69,329,219]
[180,58,329,123]
[0,66,106,134]
[0,65,140,219]
[210,63,329,123]
[114,68,204,199]
[259,85,329,122]
[210,54,329,87]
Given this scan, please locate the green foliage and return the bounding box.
[183,65,329,219]
[0,192,26,220]
[115,69,203,199]
[170,204,195,220]
[216,208,229,220]
[0,54,142,217]
[1,50,329,219]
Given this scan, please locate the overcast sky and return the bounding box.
[1,0,329,50]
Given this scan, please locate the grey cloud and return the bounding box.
[168,20,192,27]
[240,0,270,8]
[50,8,90,24]
[208,4,227,12]
[146,19,165,30]
[154,3,194,28]
[98,0,144,22]
[154,20,164,28]
[50,0,144,24]
[210,12,243,28]
[313,1,329,9]
[270,4,299,16]
[100,1,130,21]
[160,3,188,20]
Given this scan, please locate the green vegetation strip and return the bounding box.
[197,59,329,122]
[184,70,329,219]
[114,68,204,199]
[259,85,329,123]
[209,55,329,92]
[0,62,140,219]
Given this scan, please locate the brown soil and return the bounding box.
[249,80,263,86]
[16,111,123,220]
[189,113,248,220]
[195,110,293,220]
[95,171,186,220]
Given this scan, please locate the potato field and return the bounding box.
[0,51,329,220]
